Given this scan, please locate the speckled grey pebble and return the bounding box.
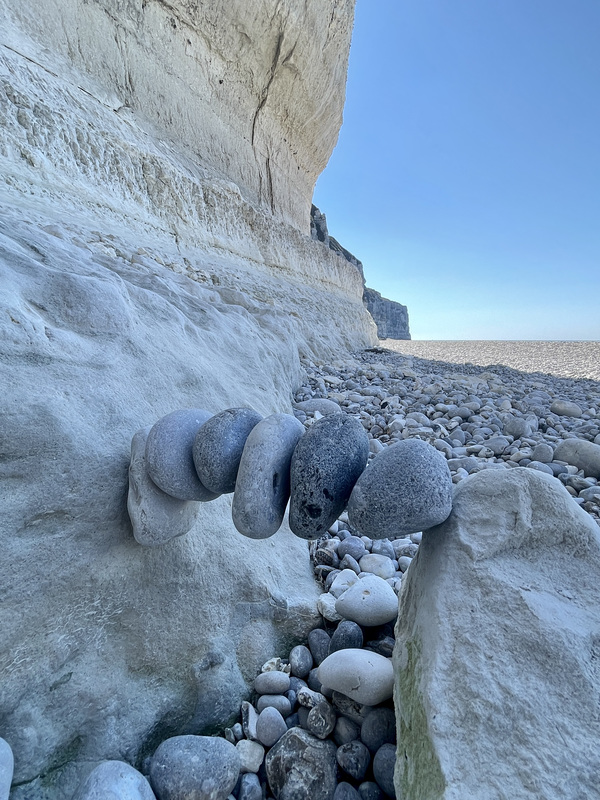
[336,740,371,781]
[265,728,338,800]
[238,772,262,800]
[339,553,361,574]
[308,628,331,665]
[360,708,396,752]
[337,536,368,562]
[145,409,219,501]
[193,407,262,493]
[256,707,288,747]
[358,781,384,800]
[373,743,396,797]
[348,439,452,538]
[329,620,364,654]
[149,735,240,800]
[307,700,337,739]
[370,540,395,560]
[256,694,292,716]
[289,415,369,539]
[334,783,361,800]
[289,644,313,678]
[531,442,554,463]
[232,413,305,538]
[254,671,290,695]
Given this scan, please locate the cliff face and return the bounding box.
[0,2,377,795]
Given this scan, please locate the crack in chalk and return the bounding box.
[251,29,284,147]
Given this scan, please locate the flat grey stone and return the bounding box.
[256,706,288,748]
[71,761,156,800]
[289,415,369,539]
[232,413,305,538]
[294,399,342,416]
[550,400,583,418]
[193,407,262,493]
[348,439,452,539]
[241,701,259,741]
[318,648,394,706]
[532,442,554,463]
[256,694,292,716]
[372,743,396,798]
[265,728,338,800]
[149,735,240,800]
[485,435,510,456]
[554,439,600,479]
[526,461,554,475]
[333,716,361,746]
[337,536,367,561]
[128,427,200,546]
[0,738,13,800]
[235,739,265,773]
[254,671,290,695]
[335,574,398,627]
[145,409,220,501]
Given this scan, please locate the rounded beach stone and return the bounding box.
[335,574,398,626]
[334,783,361,800]
[289,415,369,539]
[531,442,554,463]
[372,743,396,798]
[128,427,200,546]
[330,569,360,598]
[232,413,305,538]
[370,540,395,560]
[265,728,338,800]
[503,416,532,439]
[0,739,13,800]
[329,620,363,654]
[294,399,342,416]
[318,649,394,706]
[360,708,396,752]
[71,761,156,800]
[149,735,240,800]
[550,399,582,418]
[553,439,600,479]
[254,671,290,695]
[336,740,371,781]
[289,645,313,678]
[256,694,292,716]
[337,536,368,561]
[358,554,395,579]
[333,716,361,746]
[358,782,384,800]
[145,409,219,501]
[235,739,265,774]
[238,773,262,800]
[256,707,288,748]
[307,700,337,739]
[348,439,452,539]
[193,408,262,493]
[308,628,331,666]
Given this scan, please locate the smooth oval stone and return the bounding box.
[348,439,452,539]
[336,741,371,781]
[289,645,313,678]
[254,671,290,695]
[145,409,220,501]
[360,708,396,752]
[265,728,338,800]
[0,739,13,800]
[358,554,395,579]
[193,407,262,493]
[554,439,600,479]
[330,569,359,599]
[318,649,394,706]
[307,667,323,693]
[71,761,156,800]
[289,415,369,539]
[232,413,305,538]
[334,783,361,800]
[235,739,265,774]
[550,399,583,418]
[373,743,397,798]
[308,628,331,666]
[329,620,363,654]
[503,416,532,439]
[128,427,200,546]
[358,782,384,800]
[256,694,292,716]
[256,707,288,748]
[294,399,343,416]
[335,574,398,626]
[370,540,395,559]
[333,716,361,746]
[531,442,554,463]
[149,735,240,800]
[337,536,368,561]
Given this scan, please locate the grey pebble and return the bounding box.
[333,716,361,746]
[294,399,343,416]
[289,415,369,539]
[307,700,337,739]
[238,773,262,800]
[358,782,384,800]
[336,740,371,781]
[334,783,362,800]
[329,620,364,654]
[370,540,395,560]
[373,743,396,798]
[145,409,219,501]
[288,676,308,694]
[256,706,288,747]
[241,701,259,741]
[265,728,338,800]
[256,694,292,716]
[193,407,262,493]
[337,536,368,561]
[339,553,361,574]
[285,712,300,729]
[254,671,290,695]
[307,667,324,693]
[360,708,396,752]
[308,628,332,665]
[289,644,313,678]
[71,761,156,800]
[232,413,305,538]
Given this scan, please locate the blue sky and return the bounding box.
[313,0,600,340]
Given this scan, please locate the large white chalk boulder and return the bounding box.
[394,467,600,800]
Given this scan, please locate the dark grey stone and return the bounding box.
[256,707,288,748]
[285,689,297,710]
[254,671,290,695]
[333,716,360,746]
[128,427,200,546]
[337,536,367,562]
[348,440,452,538]
[360,708,396,753]
[307,668,323,693]
[370,540,395,560]
[149,735,240,800]
[193,407,262,493]
[289,415,369,539]
[308,629,331,666]
[331,693,373,726]
[232,413,305,538]
[297,706,310,730]
[334,783,361,800]
[238,773,262,800]
[307,700,337,740]
[288,677,308,694]
[289,645,313,678]
[363,636,395,658]
[339,554,361,574]
[329,621,363,655]
[265,727,338,800]
[145,409,220,501]
[373,744,396,798]
[336,741,371,781]
[285,712,299,729]
[358,782,384,800]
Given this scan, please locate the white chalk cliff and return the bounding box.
[0,1,375,795]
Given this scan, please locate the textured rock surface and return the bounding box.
[362,287,411,341]
[393,468,600,800]
[0,739,13,800]
[71,761,156,800]
[265,728,338,800]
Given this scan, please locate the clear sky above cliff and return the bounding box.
[313,0,600,341]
